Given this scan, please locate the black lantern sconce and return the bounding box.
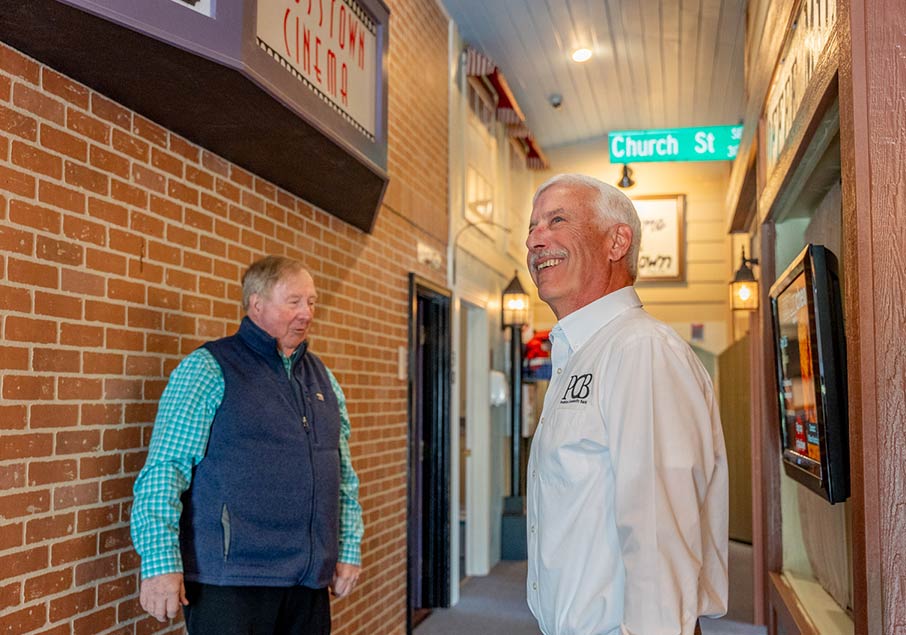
[730,246,760,311]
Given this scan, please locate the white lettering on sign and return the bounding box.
[257,0,378,140]
[765,0,837,174]
[610,133,680,160]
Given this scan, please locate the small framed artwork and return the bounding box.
[632,194,686,282]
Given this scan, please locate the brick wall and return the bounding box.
[0,0,449,632]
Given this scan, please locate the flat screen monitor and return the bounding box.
[769,244,849,503]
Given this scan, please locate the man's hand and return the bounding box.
[140,573,188,622]
[330,562,361,599]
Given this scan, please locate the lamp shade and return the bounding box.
[729,247,759,311]
[502,272,529,327]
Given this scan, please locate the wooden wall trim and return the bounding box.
[769,573,820,635]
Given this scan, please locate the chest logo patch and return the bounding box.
[561,373,593,404]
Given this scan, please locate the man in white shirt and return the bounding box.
[524,174,728,635]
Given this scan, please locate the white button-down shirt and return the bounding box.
[526,287,728,635]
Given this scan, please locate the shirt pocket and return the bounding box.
[540,408,608,487]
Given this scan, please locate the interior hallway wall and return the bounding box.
[0,0,449,632]
[530,139,734,358]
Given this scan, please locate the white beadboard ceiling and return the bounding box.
[441,0,747,150]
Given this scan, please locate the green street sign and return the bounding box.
[608,124,743,163]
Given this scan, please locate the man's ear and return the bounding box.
[608,224,633,261]
[247,293,260,317]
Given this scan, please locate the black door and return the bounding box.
[407,274,451,632]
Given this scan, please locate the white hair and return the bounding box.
[533,173,642,279]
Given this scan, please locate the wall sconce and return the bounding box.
[501,272,529,328]
[730,246,759,311]
[617,164,635,189]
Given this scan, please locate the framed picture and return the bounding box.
[632,194,686,282]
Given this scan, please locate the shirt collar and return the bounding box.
[551,286,642,353]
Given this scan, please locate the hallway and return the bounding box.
[416,543,765,635]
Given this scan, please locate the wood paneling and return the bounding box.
[719,334,753,543]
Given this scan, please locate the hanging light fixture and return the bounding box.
[730,246,760,311]
[501,272,529,328]
[617,164,635,188]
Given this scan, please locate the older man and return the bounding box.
[524,174,728,635]
[131,255,363,634]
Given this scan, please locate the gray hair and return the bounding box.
[533,173,642,279]
[241,255,306,311]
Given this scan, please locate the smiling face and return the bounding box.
[247,269,317,357]
[525,184,633,319]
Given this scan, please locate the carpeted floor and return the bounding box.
[415,542,766,635]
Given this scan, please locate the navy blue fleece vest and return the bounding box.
[179,317,341,588]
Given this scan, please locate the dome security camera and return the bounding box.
[549,93,563,109]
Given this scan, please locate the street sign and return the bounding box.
[608,124,743,163]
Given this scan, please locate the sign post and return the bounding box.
[609,125,743,163]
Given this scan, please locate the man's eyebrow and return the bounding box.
[529,207,568,228]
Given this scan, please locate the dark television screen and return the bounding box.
[769,244,849,503]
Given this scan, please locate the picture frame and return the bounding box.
[631,194,686,282]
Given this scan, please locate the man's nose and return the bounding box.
[526,224,547,250]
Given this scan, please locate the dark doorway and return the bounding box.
[407,274,452,633]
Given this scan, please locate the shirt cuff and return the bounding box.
[140,545,184,580]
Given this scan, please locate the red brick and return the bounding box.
[85,248,127,276]
[81,404,123,426]
[41,67,89,107]
[39,180,87,213]
[125,355,160,376]
[14,82,64,124]
[56,430,101,455]
[91,93,131,129]
[65,161,109,194]
[75,554,117,586]
[40,123,89,160]
[26,513,75,543]
[30,404,79,428]
[168,179,199,205]
[80,455,121,479]
[133,115,168,147]
[103,428,142,451]
[108,279,146,303]
[32,623,71,635]
[9,199,61,233]
[37,235,84,266]
[28,459,78,486]
[7,257,58,289]
[129,400,159,421]
[77,504,119,532]
[0,603,46,634]
[12,139,62,178]
[128,258,164,284]
[3,375,54,401]
[112,178,148,208]
[101,476,135,502]
[60,323,104,347]
[0,405,28,430]
[132,163,166,193]
[0,491,51,520]
[97,574,134,605]
[84,300,126,325]
[105,328,144,351]
[63,215,106,246]
[67,108,109,143]
[0,223,33,255]
[58,377,103,400]
[124,450,148,474]
[0,285,31,316]
[0,163,36,196]
[83,352,124,376]
[53,482,99,510]
[5,316,58,343]
[108,231,142,259]
[185,164,214,190]
[181,294,211,315]
[147,239,180,265]
[201,150,229,175]
[112,128,148,161]
[127,307,162,330]
[167,224,198,248]
[166,268,197,292]
[0,345,28,371]
[147,333,179,355]
[74,607,116,635]
[51,534,98,566]
[0,102,37,140]
[0,463,25,490]
[0,44,40,83]
[89,145,130,178]
[49,587,95,622]
[88,197,128,226]
[32,348,80,374]
[0,522,23,551]
[24,568,73,601]
[150,147,183,177]
[0,580,20,612]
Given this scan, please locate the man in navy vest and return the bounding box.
[131,255,364,634]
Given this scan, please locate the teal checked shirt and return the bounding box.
[131,347,364,580]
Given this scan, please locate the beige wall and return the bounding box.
[528,137,734,356]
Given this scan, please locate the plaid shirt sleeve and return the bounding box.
[326,368,365,566]
[130,348,224,580]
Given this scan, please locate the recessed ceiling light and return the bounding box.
[571,48,592,63]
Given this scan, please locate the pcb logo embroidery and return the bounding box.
[561,373,593,405]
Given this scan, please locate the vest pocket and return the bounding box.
[221,504,231,561]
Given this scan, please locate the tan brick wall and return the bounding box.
[0,0,448,632]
